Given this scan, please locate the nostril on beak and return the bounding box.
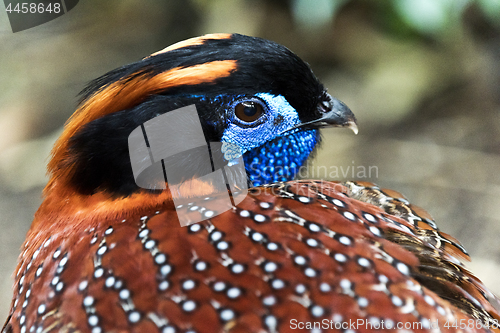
[319,100,332,113]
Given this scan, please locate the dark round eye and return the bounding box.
[234,101,264,123]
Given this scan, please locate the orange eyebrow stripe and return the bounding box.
[48,59,237,175]
[149,33,232,57]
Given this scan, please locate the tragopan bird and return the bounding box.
[3,33,500,333]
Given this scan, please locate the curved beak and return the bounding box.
[288,96,358,135]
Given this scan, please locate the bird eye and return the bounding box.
[234,101,264,123]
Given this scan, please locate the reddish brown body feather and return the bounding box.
[5,181,500,333]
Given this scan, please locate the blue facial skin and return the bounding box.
[187,92,320,187]
[218,92,320,187]
[243,128,319,186]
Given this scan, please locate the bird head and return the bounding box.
[42,33,356,221]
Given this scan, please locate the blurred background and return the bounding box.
[1,0,499,320]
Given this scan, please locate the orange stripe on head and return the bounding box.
[149,33,232,57]
[48,59,237,183]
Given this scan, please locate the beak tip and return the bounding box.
[348,121,358,135]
